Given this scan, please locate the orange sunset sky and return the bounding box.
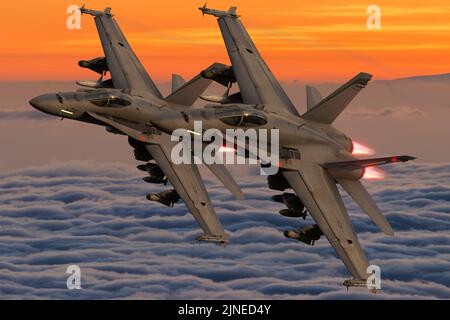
[1,0,450,82]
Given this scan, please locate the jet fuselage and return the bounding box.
[29,88,355,165]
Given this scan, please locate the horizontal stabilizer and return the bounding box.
[324,155,416,169]
[165,74,212,106]
[302,72,372,124]
[337,179,394,236]
[171,74,186,93]
[306,85,323,111]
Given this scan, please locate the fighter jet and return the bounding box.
[30,6,244,245]
[29,6,415,287]
[195,6,415,286]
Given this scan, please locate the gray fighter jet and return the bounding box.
[30,6,244,245]
[29,6,415,286]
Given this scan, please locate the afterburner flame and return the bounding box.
[363,167,385,180]
[218,146,236,153]
[352,141,374,155]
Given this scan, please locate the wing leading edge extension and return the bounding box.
[80,7,163,97]
[201,6,300,117]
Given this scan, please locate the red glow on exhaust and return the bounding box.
[218,146,236,153]
[352,142,374,155]
[363,167,385,180]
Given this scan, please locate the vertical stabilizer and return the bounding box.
[306,85,323,111]
[172,74,186,93]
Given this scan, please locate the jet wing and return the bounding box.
[86,111,228,242]
[80,7,163,98]
[202,7,300,117]
[145,143,227,240]
[282,162,370,280]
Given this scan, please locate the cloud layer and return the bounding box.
[0,108,53,120]
[346,106,426,118]
[0,161,449,299]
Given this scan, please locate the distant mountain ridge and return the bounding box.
[393,73,450,82]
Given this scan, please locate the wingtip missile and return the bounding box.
[196,234,229,245]
[200,2,207,16]
[198,5,239,18]
[343,278,369,289]
[79,6,114,17]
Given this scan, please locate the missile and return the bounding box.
[76,78,113,89]
[143,176,166,184]
[146,189,180,207]
[146,193,161,201]
[200,92,242,104]
[343,278,370,290]
[284,230,301,239]
[271,194,284,203]
[133,148,152,162]
[201,65,236,85]
[137,164,148,172]
[284,229,318,245]
[279,209,307,219]
[199,95,228,103]
[272,192,308,218]
[76,80,102,88]
[79,6,113,17]
[284,224,323,245]
[268,172,291,191]
[137,163,164,177]
[196,234,229,245]
[140,166,165,184]
[78,57,108,75]
[198,4,239,18]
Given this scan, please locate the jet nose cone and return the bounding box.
[29,96,43,109]
[29,94,59,115]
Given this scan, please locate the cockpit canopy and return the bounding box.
[83,90,132,107]
[213,104,267,127]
